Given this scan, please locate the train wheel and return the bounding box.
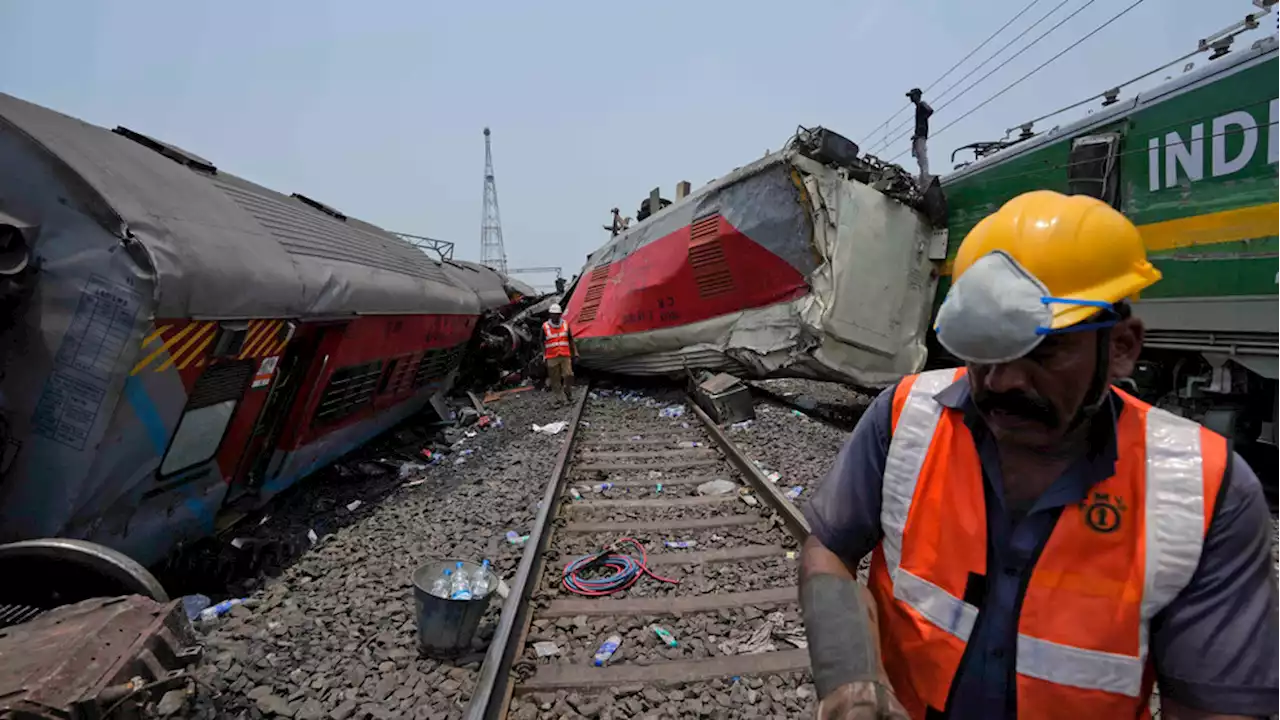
[0,538,169,611]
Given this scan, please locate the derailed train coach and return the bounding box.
[0,92,511,570]
[563,127,948,390]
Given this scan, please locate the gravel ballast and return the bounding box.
[729,381,865,508]
[182,387,579,720]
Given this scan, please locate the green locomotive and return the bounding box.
[935,27,1278,451]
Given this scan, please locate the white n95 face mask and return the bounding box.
[934,250,1054,365]
[934,250,1119,365]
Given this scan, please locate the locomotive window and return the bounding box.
[158,361,253,477]
[314,360,384,425]
[1067,133,1121,207]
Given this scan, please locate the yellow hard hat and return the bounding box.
[952,190,1161,330]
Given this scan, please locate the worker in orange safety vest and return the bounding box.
[799,191,1278,719]
[543,303,575,404]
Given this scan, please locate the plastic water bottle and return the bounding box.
[472,560,492,597]
[430,568,453,598]
[652,625,679,647]
[593,482,613,493]
[198,597,247,622]
[449,562,473,600]
[593,634,622,666]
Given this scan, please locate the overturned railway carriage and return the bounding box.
[0,92,501,569]
[940,35,1279,448]
[565,146,942,388]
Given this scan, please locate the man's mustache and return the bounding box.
[973,389,1059,428]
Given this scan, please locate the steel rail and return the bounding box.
[743,382,861,432]
[463,385,590,720]
[685,394,811,541]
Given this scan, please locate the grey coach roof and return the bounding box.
[0,92,479,320]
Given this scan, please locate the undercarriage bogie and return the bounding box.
[0,538,169,623]
[0,595,202,720]
[0,539,201,719]
[1133,351,1278,448]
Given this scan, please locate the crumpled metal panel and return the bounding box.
[0,596,202,719]
[572,151,938,390]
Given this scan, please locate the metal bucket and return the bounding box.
[412,559,494,658]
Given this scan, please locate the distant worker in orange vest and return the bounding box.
[543,303,575,404]
[799,190,1277,720]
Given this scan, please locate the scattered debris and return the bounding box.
[533,641,561,658]
[690,371,755,425]
[696,479,738,496]
[652,625,679,648]
[533,421,568,435]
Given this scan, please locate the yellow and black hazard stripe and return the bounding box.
[237,319,289,361]
[131,319,291,375]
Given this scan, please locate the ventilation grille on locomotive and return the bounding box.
[188,361,255,409]
[688,214,735,298]
[315,360,384,425]
[380,355,417,396]
[414,344,465,387]
[576,264,613,322]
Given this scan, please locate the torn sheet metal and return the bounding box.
[565,148,939,390]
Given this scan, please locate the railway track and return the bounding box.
[465,386,814,719]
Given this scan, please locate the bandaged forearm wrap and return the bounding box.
[801,573,881,698]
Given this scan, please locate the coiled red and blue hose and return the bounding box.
[561,537,680,596]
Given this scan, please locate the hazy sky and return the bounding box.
[0,1,1268,286]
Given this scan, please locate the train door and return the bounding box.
[225,327,322,502]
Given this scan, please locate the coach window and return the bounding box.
[159,360,254,476]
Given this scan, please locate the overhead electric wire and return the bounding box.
[857,0,1045,146]
[868,0,1092,154]
[888,0,1152,162]
[1000,46,1202,136]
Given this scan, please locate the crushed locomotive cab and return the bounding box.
[563,126,948,391]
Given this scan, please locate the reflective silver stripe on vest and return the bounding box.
[1140,407,1207,624]
[895,568,978,642]
[1015,635,1144,696]
[880,376,1209,699]
[880,368,956,576]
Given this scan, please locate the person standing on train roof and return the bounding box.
[799,190,1278,720]
[543,303,575,405]
[907,87,932,187]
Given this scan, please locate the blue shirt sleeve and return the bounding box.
[1151,452,1279,716]
[802,383,896,563]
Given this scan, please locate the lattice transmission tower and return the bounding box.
[479,127,508,273]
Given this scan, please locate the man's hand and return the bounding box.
[816,681,910,720]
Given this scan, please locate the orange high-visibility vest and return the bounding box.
[868,368,1227,720]
[543,320,571,359]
